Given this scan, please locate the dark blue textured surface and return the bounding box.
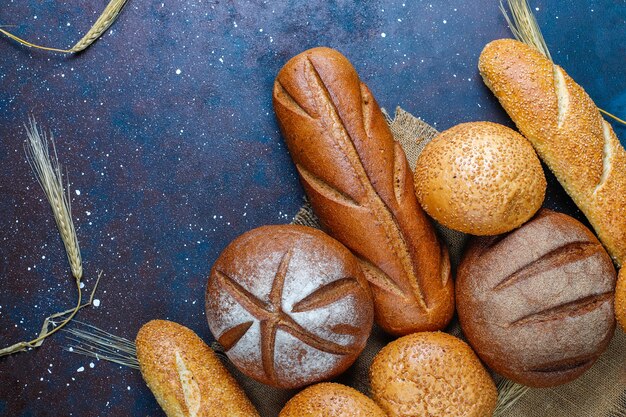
[0,1,624,416]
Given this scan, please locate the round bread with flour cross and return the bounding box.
[205,225,374,389]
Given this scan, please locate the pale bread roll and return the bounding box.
[479,38,626,266]
[135,320,259,417]
[279,383,386,417]
[415,121,546,235]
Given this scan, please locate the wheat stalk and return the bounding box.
[493,378,531,416]
[63,320,139,369]
[500,0,552,60]
[501,0,625,126]
[24,117,82,279]
[0,119,101,357]
[0,0,129,53]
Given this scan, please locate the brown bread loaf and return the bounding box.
[415,121,546,235]
[278,383,386,417]
[479,38,626,266]
[273,47,454,336]
[369,332,497,417]
[616,268,626,332]
[457,209,616,387]
[205,225,374,389]
[135,320,259,417]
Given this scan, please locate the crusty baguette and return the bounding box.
[479,38,626,266]
[135,320,259,417]
[273,47,454,336]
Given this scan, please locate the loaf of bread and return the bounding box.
[479,38,626,266]
[415,121,546,235]
[273,47,454,336]
[206,225,374,389]
[279,383,386,417]
[616,268,625,332]
[135,320,259,417]
[457,209,616,387]
[369,332,497,417]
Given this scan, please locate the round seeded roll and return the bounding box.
[279,383,386,417]
[206,225,374,389]
[616,268,625,332]
[457,209,616,387]
[414,121,546,235]
[369,332,497,417]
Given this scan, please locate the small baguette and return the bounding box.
[479,38,626,266]
[135,320,259,417]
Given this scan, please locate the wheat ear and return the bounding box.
[501,0,625,126]
[0,0,128,53]
[0,120,101,357]
[493,378,531,416]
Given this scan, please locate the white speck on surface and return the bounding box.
[175,68,182,75]
[127,386,131,391]
[89,362,95,368]
[77,367,84,372]
[93,299,101,307]
[75,189,81,195]
[381,32,386,38]
[443,19,447,24]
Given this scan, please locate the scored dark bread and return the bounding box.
[273,47,454,336]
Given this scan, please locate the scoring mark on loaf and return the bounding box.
[215,250,358,380]
[274,79,316,120]
[493,240,600,291]
[296,164,362,209]
[553,66,570,129]
[594,120,614,195]
[508,291,613,327]
[527,356,594,374]
[291,277,361,313]
[174,350,201,417]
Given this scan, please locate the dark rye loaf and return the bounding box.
[457,209,616,387]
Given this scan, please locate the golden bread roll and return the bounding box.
[617,268,626,332]
[273,47,454,336]
[369,332,497,417]
[135,320,259,417]
[479,38,626,266]
[279,383,386,417]
[415,121,546,235]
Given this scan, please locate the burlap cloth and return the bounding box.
[214,108,626,417]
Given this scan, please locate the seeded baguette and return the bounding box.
[273,47,454,336]
[136,320,259,417]
[479,38,626,266]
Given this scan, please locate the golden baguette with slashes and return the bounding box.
[479,39,626,266]
[136,320,259,417]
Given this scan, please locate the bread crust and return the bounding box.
[279,383,386,417]
[369,332,497,417]
[415,121,546,235]
[616,268,626,332]
[457,209,616,387]
[135,320,259,417]
[206,225,374,389]
[273,47,454,336]
[479,38,626,266]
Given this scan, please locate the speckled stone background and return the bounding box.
[0,1,624,416]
